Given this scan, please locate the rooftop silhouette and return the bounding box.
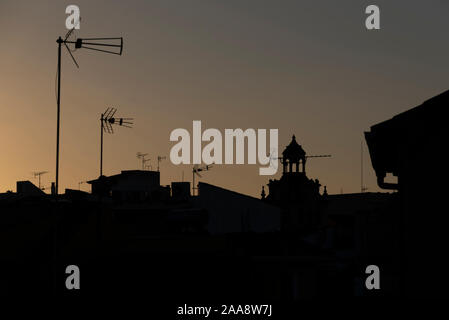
[1,90,448,299]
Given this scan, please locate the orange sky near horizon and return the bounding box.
[1,0,448,197]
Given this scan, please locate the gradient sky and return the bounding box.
[1,0,448,197]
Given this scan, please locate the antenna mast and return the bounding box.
[306,155,332,158]
[136,152,149,170]
[157,156,166,172]
[54,19,123,194]
[192,165,212,196]
[100,107,133,176]
[33,171,48,190]
[143,158,152,170]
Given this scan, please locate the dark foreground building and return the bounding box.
[365,89,449,297]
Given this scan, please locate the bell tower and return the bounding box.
[281,135,306,174]
[263,134,323,232]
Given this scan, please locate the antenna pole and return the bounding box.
[54,28,123,195]
[55,37,62,196]
[100,113,104,176]
[193,170,195,196]
[157,156,166,172]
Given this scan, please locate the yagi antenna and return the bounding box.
[137,152,149,170]
[32,171,48,190]
[99,107,133,176]
[61,17,124,69]
[74,37,124,55]
[54,18,124,195]
[192,165,212,196]
[63,17,81,68]
[143,158,152,171]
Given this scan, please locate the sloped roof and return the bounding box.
[365,89,449,176]
[87,170,159,184]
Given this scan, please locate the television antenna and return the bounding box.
[143,158,152,170]
[100,107,133,176]
[157,156,166,172]
[306,155,332,159]
[136,152,149,170]
[32,171,48,189]
[271,153,331,166]
[192,165,212,196]
[54,18,123,194]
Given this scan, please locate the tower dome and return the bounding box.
[281,135,307,174]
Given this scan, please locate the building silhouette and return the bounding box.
[264,135,322,233]
[1,90,448,298]
[196,182,280,234]
[365,89,449,297]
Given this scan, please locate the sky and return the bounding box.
[0,0,448,197]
